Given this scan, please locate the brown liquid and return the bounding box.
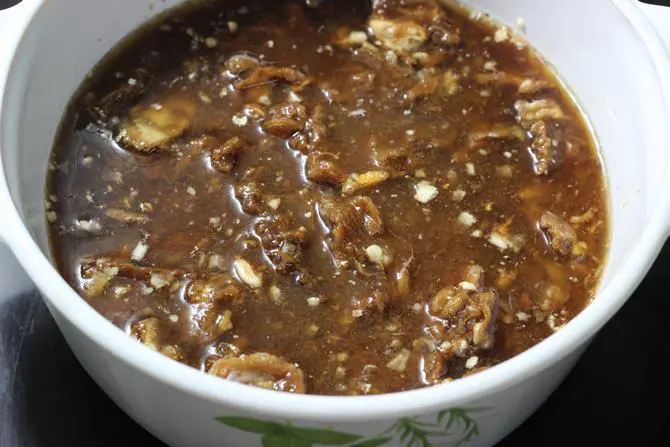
[46,0,608,395]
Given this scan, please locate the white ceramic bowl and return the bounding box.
[2,1,670,446]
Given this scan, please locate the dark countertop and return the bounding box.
[0,0,21,11]
[1,239,669,447]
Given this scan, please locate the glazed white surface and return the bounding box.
[639,3,670,49]
[0,0,39,296]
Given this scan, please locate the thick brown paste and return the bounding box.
[46,0,609,395]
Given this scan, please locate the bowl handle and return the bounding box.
[0,0,40,246]
[0,0,37,28]
[638,1,670,49]
[637,2,670,239]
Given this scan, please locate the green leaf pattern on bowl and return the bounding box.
[215,407,487,447]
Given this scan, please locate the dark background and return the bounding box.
[0,0,21,11]
[1,0,670,445]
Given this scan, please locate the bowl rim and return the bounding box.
[1,0,670,422]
